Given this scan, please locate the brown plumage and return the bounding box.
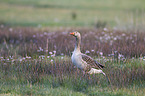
[81,53,104,69]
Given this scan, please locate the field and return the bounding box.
[0,0,145,96]
[0,0,145,27]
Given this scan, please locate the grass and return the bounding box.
[0,27,145,95]
[0,55,145,96]
[0,0,145,27]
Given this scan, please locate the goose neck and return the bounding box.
[75,36,81,52]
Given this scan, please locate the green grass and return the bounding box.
[0,81,145,96]
[0,56,145,96]
[0,0,145,27]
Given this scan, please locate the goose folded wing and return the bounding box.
[81,53,104,69]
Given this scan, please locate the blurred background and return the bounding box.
[0,0,145,28]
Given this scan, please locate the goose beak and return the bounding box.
[70,32,75,36]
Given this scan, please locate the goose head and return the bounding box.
[70,31,81,38]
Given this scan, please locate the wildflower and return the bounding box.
[99,52,103,56]
[91,49,94,52]
[102,56,105,59]
[51,54,55,57]
[50,59,53,62]
[139,57,143,60]
[130,36,133,40]
[85,50,90,54]
[26,56,31,59]
[113,37,117,41]
[7,58,9,61]
[19,59,22,62]
[103,28,108,31]
[49,52,53,55]
[101,32,105,34]
[99,37,103,40]
[61,53,64,56]
[118,54,124,59]
[53,50,56,54]
[39,55,45,59]
[132,57,135,59]
[37,47,43,52]
[61,57,64,59]
[44,32,47,35]
[108,54,111,57]
[47,56,50,58]
[122,33,126,36]
[0,57,3,59]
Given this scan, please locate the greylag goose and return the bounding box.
[70,31,106,75]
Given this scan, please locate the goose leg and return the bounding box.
[104,74,111,84]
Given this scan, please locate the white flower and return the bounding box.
[19,59,22,62]
[99,52,103,56]
[51,54,55,57]
[113,37,117,41]
[39,55,45,59]
[122,33,126,36]
[49,52,53,55]
[50,59,53,62]
[44,32,47,35]
[118,54,124,59]
[26,56,31,59]
[103,28,108,31]
[99,37,103,40]
[0,57,3,59]
[53,50,56,54]
[38,47,43,52]
[61,53,64,56]
[61,57,64,59]
[85,50,90,54]
[132,57,135,59]
[91,50,94,52]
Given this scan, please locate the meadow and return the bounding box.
[0,0,145,96]
[0,27,145,96]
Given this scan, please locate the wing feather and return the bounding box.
[81,53,104,69]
